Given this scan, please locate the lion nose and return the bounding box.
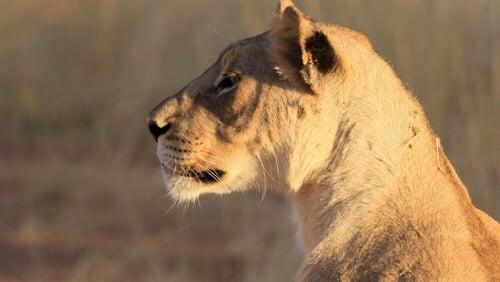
[147,118,172,142]
[148,92,183,142]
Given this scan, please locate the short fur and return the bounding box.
[148,1,500,280]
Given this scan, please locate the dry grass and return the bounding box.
[0,0,498,281]
[0,161,300,281]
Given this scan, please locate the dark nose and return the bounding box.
[148,93,181,141]
[148,118,171,142]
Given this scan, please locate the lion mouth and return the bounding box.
[162,164,225,184]
[185,169,225,183]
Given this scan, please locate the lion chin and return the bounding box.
[158,154,258,203]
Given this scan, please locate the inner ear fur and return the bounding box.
[268,5,338,94]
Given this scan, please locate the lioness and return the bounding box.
[147,0,500,280]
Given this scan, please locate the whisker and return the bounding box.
[164,198,179,215]
[269,146,281,179]
[188,167,202,183]
[256,153,269,203]
[205,169,222,183]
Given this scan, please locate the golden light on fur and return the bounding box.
[148,0,500,280]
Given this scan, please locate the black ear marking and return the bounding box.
[305,32,337,74]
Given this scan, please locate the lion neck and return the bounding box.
[290,60,461,254]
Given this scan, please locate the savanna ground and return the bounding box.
[0,0,498,281]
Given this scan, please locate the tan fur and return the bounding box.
[148,1,500,280]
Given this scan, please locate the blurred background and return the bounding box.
[0,0,498,281]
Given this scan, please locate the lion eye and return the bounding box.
[216,73,240,95]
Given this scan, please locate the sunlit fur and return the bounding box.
[148,0,500,280]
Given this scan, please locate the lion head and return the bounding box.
[147,0,375,202]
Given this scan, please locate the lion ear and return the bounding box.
[277,0,295,15]
[269,2,338,94]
